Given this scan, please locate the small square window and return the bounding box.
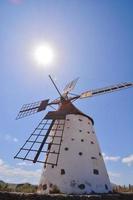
[61,169,65,175]
[99,152,102,156]
[43,184,47,190]
[93,169,99,175]
[64,147,69,151]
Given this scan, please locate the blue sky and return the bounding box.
[0,0,133,185]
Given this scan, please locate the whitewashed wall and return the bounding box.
[38,114,112,194]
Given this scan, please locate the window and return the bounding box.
[91,157,97,160]
[78,119,82,121]
[79,152,83,156]
[93,169,99,175]
[71,138,75,141]
[78,184,85,190]
[99,152,102,157]
[81,139,84,142]
[66,119,70,121]
[91,141,94,144]
[48,143,52,150]
[64,147,69,151]
[105,184,108,190]
[52,165,54,168]
[87,131,90,134]
[61,169,65,175]
[79,130,82,132]
[43,184,47,190]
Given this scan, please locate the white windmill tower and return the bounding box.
[15,76,133,194]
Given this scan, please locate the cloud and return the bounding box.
[16,161,32,166]
[0,159,4,165]
[122,154,133,166]
[5,134,11,141]
[0,158,41,184]
[108,171,121,178]
[1,134,19,143]
[102,153,120,162]
[13,138,18,142]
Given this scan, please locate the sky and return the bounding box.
[0,0,133,186]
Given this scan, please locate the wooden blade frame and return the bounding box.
[80,82,133,99]
[14,118,66,166]
[16,99,49,119]
[63,77,79,94]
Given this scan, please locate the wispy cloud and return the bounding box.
[0,158,41,184]
[16,161,32,167]
[0,159,4,166]
[102,153,120,162]
[108,171,121,178]
[1,134,19,143]
[122,154,133,166]
[13,138,18,142]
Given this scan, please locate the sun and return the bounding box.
[34,44,55,66]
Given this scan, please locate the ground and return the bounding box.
[0,192,133,200]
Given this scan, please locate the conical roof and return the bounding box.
[45,100,94,124]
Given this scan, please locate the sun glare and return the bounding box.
[34,44,55,66]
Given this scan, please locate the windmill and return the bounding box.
[14,76,133,194]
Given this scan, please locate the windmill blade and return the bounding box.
[16,99,49,119]
[63,77,79,94]
[33,120,55,163]
[14,118,54,163]
[14,118,65,166]
[80,82,133,99]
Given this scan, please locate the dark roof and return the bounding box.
[45,100,94,125]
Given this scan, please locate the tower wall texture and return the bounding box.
[38,114,112,194]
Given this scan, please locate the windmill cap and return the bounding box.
[45,100,94,125]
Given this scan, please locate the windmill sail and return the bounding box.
[63,77,79,95]
[16,99,49,119]
[14,118,65,166]
[80,82,133,99]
